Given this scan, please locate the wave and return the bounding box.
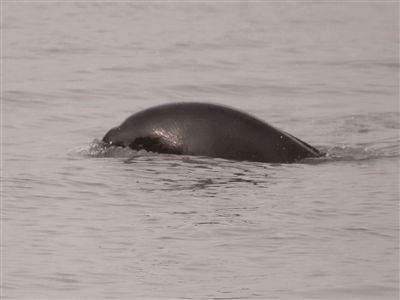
[68,139,399,164]
[311,143,399,163]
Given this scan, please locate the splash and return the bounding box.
[67,139,152,158]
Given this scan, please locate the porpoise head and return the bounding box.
[102,124,183,155]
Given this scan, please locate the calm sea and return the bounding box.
[2,2,399,299]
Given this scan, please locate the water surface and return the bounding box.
[2,2,399,299]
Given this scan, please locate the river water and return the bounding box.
[2,2,399,299]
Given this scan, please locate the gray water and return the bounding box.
[2,2,399,299]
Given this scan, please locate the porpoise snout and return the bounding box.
[102,127,126,148]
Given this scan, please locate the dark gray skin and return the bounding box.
[102,102,323,163]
